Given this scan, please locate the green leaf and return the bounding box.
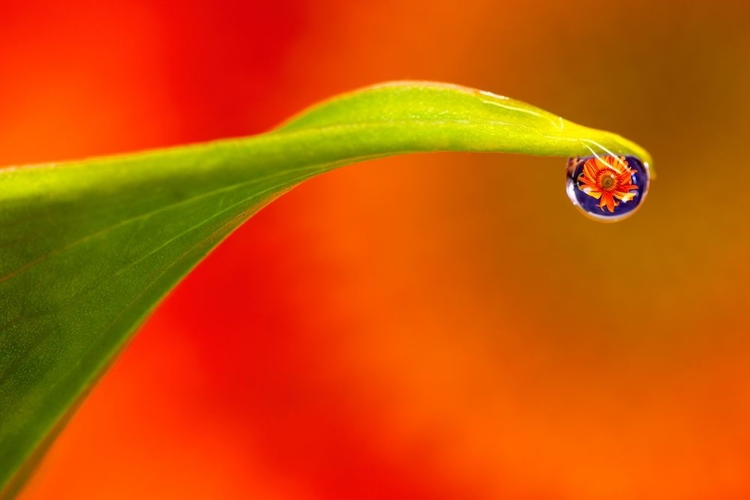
[0,81,652,497]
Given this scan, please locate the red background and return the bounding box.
[2,1,750,499]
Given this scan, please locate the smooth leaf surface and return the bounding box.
[0,81,652,497]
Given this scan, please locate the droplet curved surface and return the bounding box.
[566,155,650,222]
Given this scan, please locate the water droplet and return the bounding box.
[566,155,650,222]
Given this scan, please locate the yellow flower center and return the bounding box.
[597,171,617,192]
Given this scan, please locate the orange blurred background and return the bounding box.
[3,0,750,499]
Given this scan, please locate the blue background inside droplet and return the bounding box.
[569,156,649,218]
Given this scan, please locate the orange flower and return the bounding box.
[578,156,639,213]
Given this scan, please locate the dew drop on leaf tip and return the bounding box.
[565,155,651,222]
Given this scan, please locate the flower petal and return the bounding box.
[583,159,599,180]
[584,189,602,199]
[616,191,637,203]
